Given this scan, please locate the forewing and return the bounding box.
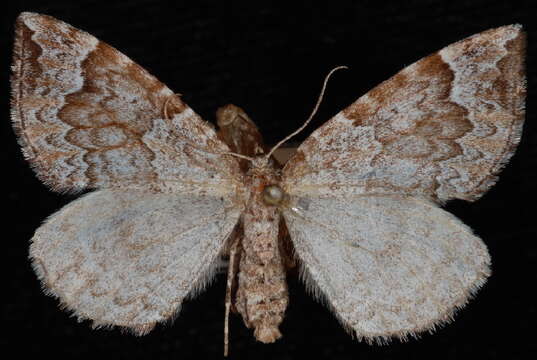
[30,189,242,334]
[11,12,240,193]
[283,25,525,202]
[283,195,490,341]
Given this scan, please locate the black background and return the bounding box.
[2,1,536,359]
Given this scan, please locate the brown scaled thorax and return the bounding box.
[216,104,294,347]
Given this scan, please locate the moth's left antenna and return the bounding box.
[264,65,348,160]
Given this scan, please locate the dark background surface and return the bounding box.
[2,0,536,359]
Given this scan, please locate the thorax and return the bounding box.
[243,157,283,208]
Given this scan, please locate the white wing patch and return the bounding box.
[283,195,490,341]
[30,189,242,334]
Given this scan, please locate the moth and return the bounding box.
[12,12,525,355]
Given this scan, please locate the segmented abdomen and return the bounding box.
[235,196,288,343]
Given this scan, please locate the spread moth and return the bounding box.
[11,12,525,355]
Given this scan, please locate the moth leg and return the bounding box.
[216,104,266,172]
[162,93,183,119]
[279,217,296,270]
[224,232,241,357]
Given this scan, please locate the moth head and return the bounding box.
[250,156,271,170]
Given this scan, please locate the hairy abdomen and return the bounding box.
[235,196,288,343]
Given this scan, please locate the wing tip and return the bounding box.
[504,23,524,32]
[16,12,46,28]
[17,11,36,21]
[17,11,53,22]
[481,23,525,39]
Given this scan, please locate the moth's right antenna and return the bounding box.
[264,66,348,160]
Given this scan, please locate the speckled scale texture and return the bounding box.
[12,12,246,335]
[279,24,525,342]
[283,195,490,341]
[30,190,242,334]
[283,25,525,203]
[11,12,526,349]
[235,165,288,343]
[11,12,242,194]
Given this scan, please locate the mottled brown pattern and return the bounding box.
[58,40,169,187]
[11,17,48,159]
[347,54,472,196]
[473,31,526,186]
[11,13,527,353]
[283,25,526,203]
[235,167,288,343]
[216,106,289,345]
[436,27,526,200]
[11,12,240,193]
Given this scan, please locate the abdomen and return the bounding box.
[235,195,288,343]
